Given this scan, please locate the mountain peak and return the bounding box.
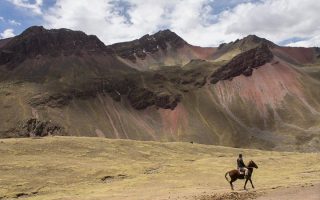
[0,26,109,67]
[140,29,186,48]
[110,29,187,62]
[20,26,47,36]
[236,34,276,48]
[245,34,274,43]
[243,34,263,40]
[140,29,179,38]
[153,29,179,38]
[216,34,276,57]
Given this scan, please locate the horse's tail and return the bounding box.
[225,172,230,182]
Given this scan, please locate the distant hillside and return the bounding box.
[0,26,320,152]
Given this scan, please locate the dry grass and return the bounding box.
[0,136,319,200]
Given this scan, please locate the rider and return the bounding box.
[237,154,248,177]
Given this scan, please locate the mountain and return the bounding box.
[0,26,135,82]
[213,34,276,61]
[0,26,320,152]
[110,29,216,70]
[214,34,320,66]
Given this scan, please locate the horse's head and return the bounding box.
[248,160,258,169]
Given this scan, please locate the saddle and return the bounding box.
[238,168,245,174]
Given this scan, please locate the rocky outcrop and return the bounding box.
[20,118,64,137]
[2,118,64,138]
[110,29,186,62]
[155,93,181,110]
[29,93,73,108]
[0,26,112,68]
[211,44,274,84]
[29,77,182,110]
[128,88,156,109]
[128,88,181,110]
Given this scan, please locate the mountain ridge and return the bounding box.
[0,26,320,152]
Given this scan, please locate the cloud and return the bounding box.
[0,29,15,39]
[42,0,320,47]
[7,0,43,15]
[0,17,21,26]
[286,36,320,47]
[220,0,320,45]
[43,0,218,45]
[9,19,21,26]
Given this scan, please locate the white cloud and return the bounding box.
[219,0,320,46]
[8,19,21,26]
[0,16,4,22]
[7,0,43,15]
[42,0,320,47]
[286,36,320,47]
[0,29,15,39]
[43,0,218,45]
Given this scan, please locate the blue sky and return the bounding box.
[0,1,43,33]
[0,0,319,47]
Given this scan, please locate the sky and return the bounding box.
[0,0,319,47]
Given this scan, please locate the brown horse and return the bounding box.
[225,160,258,190]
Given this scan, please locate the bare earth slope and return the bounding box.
[0,137,319,200]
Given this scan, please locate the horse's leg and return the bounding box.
[225,172,234,190]
[244,178,248,190]
[230,182,234,190]
[226,172,232,190]
[249,178,255,189]
[230,179,235,190]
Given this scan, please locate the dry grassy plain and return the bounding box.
[0,137,319,200]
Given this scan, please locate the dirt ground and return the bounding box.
[0,137,319,200]
[190,183,320,200]
[255,183,320,200]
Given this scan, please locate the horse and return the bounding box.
[224,160,258,190]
